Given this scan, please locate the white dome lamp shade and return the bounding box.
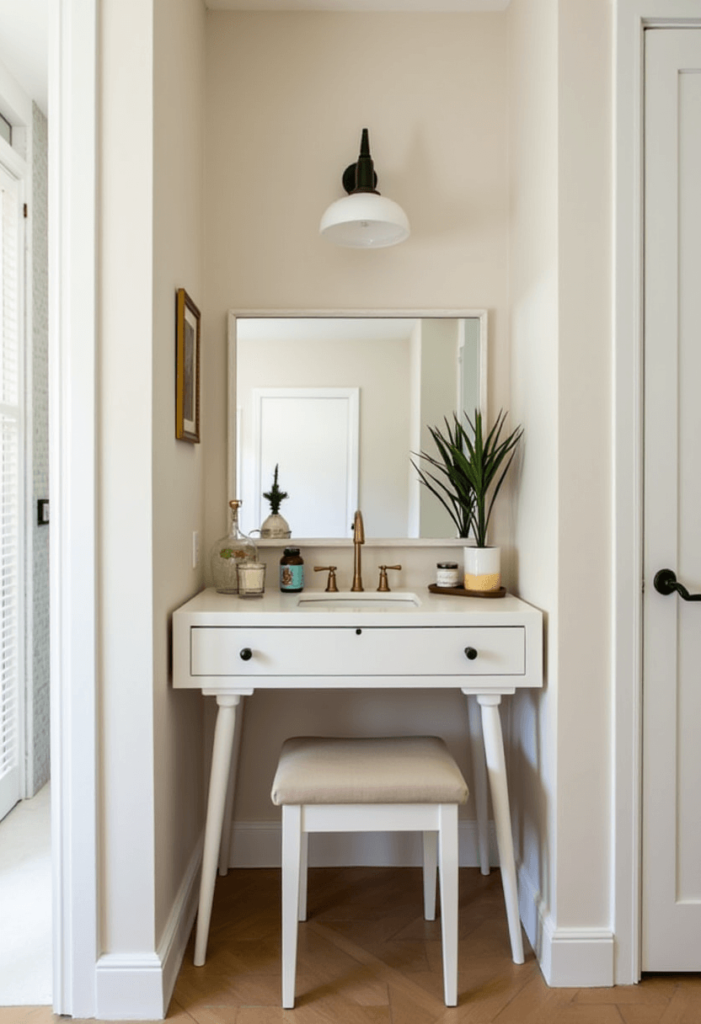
[320,129,410,249]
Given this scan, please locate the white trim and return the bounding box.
[224,818,498,868]
[95,836,203,1021]
[157,835,203,1014]
[0,134,27,179]
[95,954,164,1022]
[49,0,99,1016]
[518,863,614,988]
[613,0,701,986]
[544,927,615,989]
[0,57,32,149]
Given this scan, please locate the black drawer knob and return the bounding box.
[240,647,253,661]
[464,647,478,661]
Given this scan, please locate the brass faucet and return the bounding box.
[350,510,365,592]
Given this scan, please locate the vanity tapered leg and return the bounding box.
[218,696,246,876]
[467,694,491,875]
[475,693,524,964]
[194,694,241,967]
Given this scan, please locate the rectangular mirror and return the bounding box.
[228,311,487,540]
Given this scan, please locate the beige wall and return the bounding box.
[152,0,207,940]
[202,11,511,828]
[508,0,613,961]
[99,0,157,953]
[554,0,612,930]
[98,0,207,954]
[507,0,560,939]
[95,0,615,985]
[203,11,511,553]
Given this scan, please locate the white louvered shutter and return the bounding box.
[0,162,22,822]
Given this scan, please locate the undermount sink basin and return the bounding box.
[296,591,421,611]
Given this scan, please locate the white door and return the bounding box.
[243,387,359,538]
[643,27,701,970]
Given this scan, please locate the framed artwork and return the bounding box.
[175,288,201,443]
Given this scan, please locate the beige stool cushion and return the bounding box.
[271,736,469,806]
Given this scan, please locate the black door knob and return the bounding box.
[654,569,701,602]
[464,647,478,661]
[240,647,253,661]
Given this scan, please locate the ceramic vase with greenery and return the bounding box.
[260,464,291,538]
[413,409,523,591]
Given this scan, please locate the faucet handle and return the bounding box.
[377,565,402,593]
[314,566,339,592]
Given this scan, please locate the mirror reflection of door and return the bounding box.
[232,315,486,539]
[241,388,359,538]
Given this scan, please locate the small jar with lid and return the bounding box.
[280,547,304,592]
[436,561,460,588]
[237,559,266,598]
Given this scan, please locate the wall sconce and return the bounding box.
[319,129,410,249]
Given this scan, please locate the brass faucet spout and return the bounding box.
[351,510,365,592]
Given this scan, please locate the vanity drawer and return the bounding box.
[190,626,525,677]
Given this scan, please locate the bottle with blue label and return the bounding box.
[280,547,304,592]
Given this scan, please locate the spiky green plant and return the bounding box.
[413,409,523,546]
[411,416,477,538]
[263,464,289,515]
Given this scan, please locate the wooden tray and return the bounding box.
[427,583,507,599]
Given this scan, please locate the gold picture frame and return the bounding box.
[176,288,201,443]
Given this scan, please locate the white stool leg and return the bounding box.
[467,694,491,875]
[422,831,437,920]
[438,804,459,1006]
[477,694,524,964]
[194,695,241,967]
[298,831,309,922]
[282,805,302,1008]
[218,696,246,876]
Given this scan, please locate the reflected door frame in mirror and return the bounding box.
[228,309,488,543]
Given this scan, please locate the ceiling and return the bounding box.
[0,0,47,115]
[0,0,509,120]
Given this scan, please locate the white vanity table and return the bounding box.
[172,584,543,969]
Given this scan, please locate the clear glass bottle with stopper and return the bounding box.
[210,499,257,593]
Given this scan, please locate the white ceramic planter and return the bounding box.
[260,512,291,539]
[463,545,501,592]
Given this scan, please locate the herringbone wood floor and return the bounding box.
[2,867,700,1024]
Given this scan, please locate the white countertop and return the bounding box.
[174,586,542,629]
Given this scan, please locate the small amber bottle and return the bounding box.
[280,547,304,593]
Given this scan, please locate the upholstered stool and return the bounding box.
[271,735,469,1008]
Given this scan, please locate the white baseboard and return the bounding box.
[518,862,614,988]
[158,835,203,1011]
[227,818,498,868]
[95,953,164,1021]
[95,837,203,1020]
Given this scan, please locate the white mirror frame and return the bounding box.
[227,309,488,544]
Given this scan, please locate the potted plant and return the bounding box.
[411,415,477,539]
[414,409,523,591]
[260,464,291,538]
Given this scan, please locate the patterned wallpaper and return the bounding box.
[30,102,49,795]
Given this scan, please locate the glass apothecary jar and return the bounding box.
[210,499,257,593]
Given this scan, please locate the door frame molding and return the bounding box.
[49,0,99,1015]
[613,0,701,985]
